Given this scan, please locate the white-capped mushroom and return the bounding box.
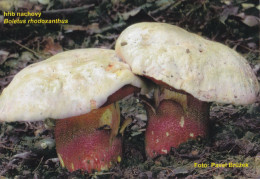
[0,48,148,172]
[115,22,259,158]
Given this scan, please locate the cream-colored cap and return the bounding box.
[0,48,147,122]
[115,22,259,105]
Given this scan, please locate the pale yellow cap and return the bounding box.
[0,48,148,122]
[116,22,259,105]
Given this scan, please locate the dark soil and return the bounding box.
[0,0,259,178]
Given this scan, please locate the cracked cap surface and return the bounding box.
[0,48,148,122]
[116,22,259,105]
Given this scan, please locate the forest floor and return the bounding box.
[0,0,259,178]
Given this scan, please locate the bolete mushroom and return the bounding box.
[0,48,148,172]
[115,22,259,158]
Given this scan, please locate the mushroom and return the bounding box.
[115,22,259,158]
[0,48,148,172]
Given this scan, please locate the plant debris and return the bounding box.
[0,0,259,178]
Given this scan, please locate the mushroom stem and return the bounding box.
[145,88,210,158]
[55,103,122,172]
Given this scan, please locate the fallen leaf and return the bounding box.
[119,117,132,134]
[219,6,239,24]
[0,50,9,65]
[172,167,189,175]
[241,3,255,10]
[38,0,50,5]
[13,0,33,10]
[121,7,141,20]
[12,152,32,159]
[43,37,63,55]
[213,175,225,179]
[241,15,259,27]
[0,0,13,11]
[20,51,34,63]
[135,114,147,121]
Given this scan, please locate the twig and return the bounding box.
[149,0,183,16]
[193,167,219,177]
[89,171,116,177]
[154,166,175,173]
[149,1,176,15]
[11,40,43,58]
[98,22,126,33]
[0,144,14,150]
[63,22,126,34]
[0,159,18,176]
[33,156,44,173]
[139,95,156,115]
[42,4,94,14]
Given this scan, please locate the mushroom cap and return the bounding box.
[0,48,148,122]
[115,22,259,105]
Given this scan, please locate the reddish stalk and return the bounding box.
[55,103,122,172]
[145,88,209,158]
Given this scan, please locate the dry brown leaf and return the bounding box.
[43,37,63,55]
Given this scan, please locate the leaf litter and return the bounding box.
[0,0,259,178]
